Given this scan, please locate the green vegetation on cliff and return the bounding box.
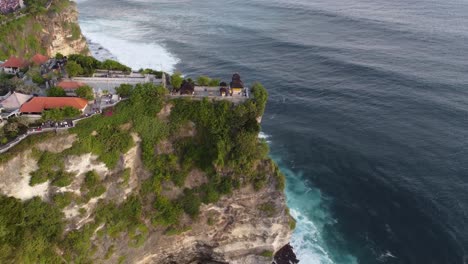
[0,196,64,263]
[0,0,85,59]
[0,80,285,262]
[67,54,131,76]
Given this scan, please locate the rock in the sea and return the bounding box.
[273,244,300,264]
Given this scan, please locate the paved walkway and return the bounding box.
[0,99,123,154]
[72,76,163,94]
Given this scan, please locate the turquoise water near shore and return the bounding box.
[76,0,468,263]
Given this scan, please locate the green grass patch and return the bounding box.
[53,192,74,208]
[81,171,106,200]
[260,250,274,258]
[259,202,276,217]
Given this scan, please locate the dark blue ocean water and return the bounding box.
[76,0,468,263]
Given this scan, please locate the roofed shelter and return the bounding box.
[179,80,195,95]
[0,92,32,112]
[1,56,29,75]
[20,97,88,115]
[31,54,49,66]
[57,81,87,96]
[230,73,244,95]
[220,81,229,96]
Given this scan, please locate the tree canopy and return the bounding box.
[47,86,66,97]
[65,61,83,77]
[75,85,94,100]
[196,76,220,87]
[42,106,81,121]
[101,59,131,73]
[66,55,132,77]
[115,83,134,98]
[171,72,183,89]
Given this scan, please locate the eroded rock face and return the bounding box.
[45,2,89,56]
[0,1,89,58]
[0,149,46,201]
[0,132,292,263]
[123,182,291,264]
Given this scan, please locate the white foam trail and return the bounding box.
[259,131,272,143]
[79,19,179,73]
[273,160,359,264]
[290,209,335,264]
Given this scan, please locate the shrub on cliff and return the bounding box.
[196,75,220,87]
[138,68,166,78]
[115,83,134,97]
[67,54,101,76]
[196,75,211,86]
[0,196,64,263]
[47,86,66,97]
[250,82,268,117]
[152,195,182,226]
[66,60,84,77]
[171,72,183,89]
[41,106,81,121]
[101,59,131,73]
[75,85,94,100]
[180,188,201,218]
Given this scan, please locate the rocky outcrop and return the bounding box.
[0,0,89,59]
[0,131,293,263]
[126,178,291,264]
[43,1,89,56]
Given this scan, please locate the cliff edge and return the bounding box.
[0,84,295,263]
[0,0,89,59]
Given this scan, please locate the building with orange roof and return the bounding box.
[20,97,88,115]
[31,54,49,66]
[57,81,86,90]
[1,56,29,75]
[57,80,88,96]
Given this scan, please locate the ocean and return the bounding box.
[75,0,468,263]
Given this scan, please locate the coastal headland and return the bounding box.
[0,0,298,263]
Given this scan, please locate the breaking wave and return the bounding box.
[271,154,358,264]
[78,18,179,73]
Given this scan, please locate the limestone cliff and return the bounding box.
[0,0,88,59]
[43,1,89,56]
[0,131,292,264]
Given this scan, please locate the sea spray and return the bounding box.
[271,154,358,264]
[78,18,179,73]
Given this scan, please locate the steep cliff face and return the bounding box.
[0,132,292,264]
[0,0,89,59]
[42,1,89,56]
[132,183,291,264]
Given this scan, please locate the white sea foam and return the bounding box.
[275,161,359,264]
[79,19,179,73]
[259,131,272,143]
[290,208,335,264]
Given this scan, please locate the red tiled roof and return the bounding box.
[1,56,28,68]
[20,97,88,113]
[57,81,86,90]
[31,54,48,65]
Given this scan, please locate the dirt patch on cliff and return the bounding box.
[177,121,197,138]
[65,153,108,178]
[120,122,132,131]
[0,150,49,200]
[184,169,208,189]
[155,139,174,155]
[161,181,183,200]
[35,132,76,153]
[157,103,173,120]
